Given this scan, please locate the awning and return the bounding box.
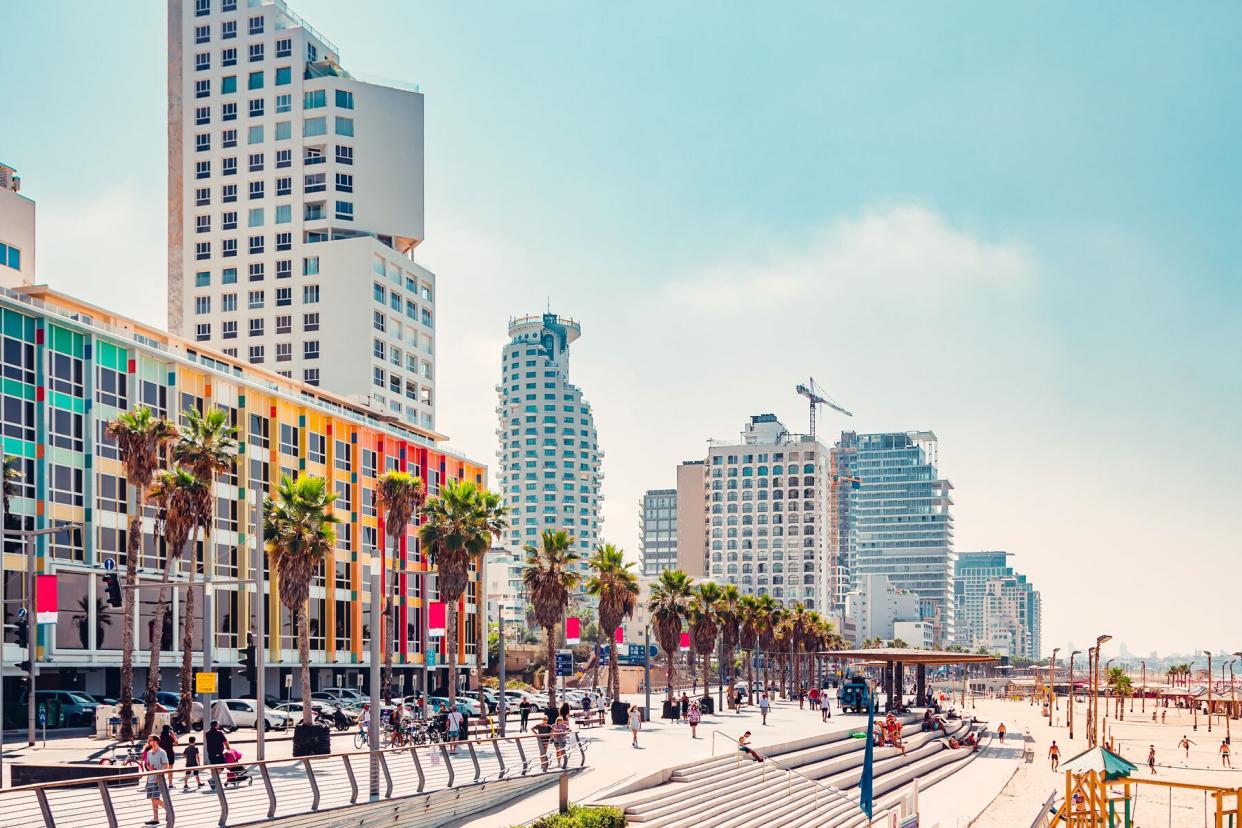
[1060,747,1137,780]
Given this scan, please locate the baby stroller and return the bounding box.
[222,748,252,787]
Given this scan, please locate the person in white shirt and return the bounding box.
[759,693,771,726]
[446,707,464,752]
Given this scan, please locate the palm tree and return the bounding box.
[754,595,779,698]
[738,595,761,704]
[786,602,808,698]
[264,476,340,739]
[419,479,507,703]
[171,407,235,727]
[142,468,206,736]
[375,471,425,703]
[649,569,694,701]
[584,544,638,703]
[1106,667,1133,720]
[717,585,741,703]
[107,406,175,742]
[522,529,581,701]
[689,582,722,697]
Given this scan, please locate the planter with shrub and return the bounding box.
[519,805,626,828]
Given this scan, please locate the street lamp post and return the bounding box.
[1205,651,1213,734]
[1104,658,1115,725]
[1068,650,1081,741]
[643,624,652,722]
[1224,659,1235,746]
[1049,647,1060,727]
[1141,661,1146,715]
[1093,635,1112,748]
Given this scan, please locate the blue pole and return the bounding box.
[859,694,876,818]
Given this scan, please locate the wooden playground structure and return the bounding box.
[1042,764,1241,827]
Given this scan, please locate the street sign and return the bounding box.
[35,575,58,624]
[284,674,293,688]
[195,672,218,694]
[555,650,574,677]
[103,558,116,572]
[36,706,46,726]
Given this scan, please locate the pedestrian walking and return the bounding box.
[688,701,701,739]
[552,715,570,765]
[820,689,832,722]
[1148,745,1157,774]
[680,693,690,721]
[1179,736,1194,758]
[446,706,464,752]
[1049,740,1061,771]
[143,734,170,825]
[1161,710,1166,724]
[628,705,642,748]
[158,724,178,765]
[1222,741,1233,768]
[204,721,229,785]
[532,714,553,770]
[759,692,771,726]
[181,736,202,791]
[997,722,1007,743]
[519,698,531,731]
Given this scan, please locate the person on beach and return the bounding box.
[1222,740,1232,769]
[997,722,1007,743]
[1179,736,1194,758]
[1148,745,1157,774]
[1048,740,1061,771]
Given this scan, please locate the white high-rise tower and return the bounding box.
[167,0,437,430]
[496,313,603,580]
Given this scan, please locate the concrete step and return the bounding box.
[625,769,767,823]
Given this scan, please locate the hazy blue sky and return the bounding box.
[2,1,1239,655]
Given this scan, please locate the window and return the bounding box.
[335,201,353,220]
[195,271,210,287]
[221,128,237,148]
[195,323,211,342]
[276,287,291,306]
[307,43,317,61]
[304,340,320,360]
[249,98,264,117]
[247,154,263,174]
[221,75,237,94]
[422,308,432,327]
[248,15,264,35]
[275,149,292,170]
[194,0,209,16]
[248,125,264,145]
[249,43,264,63]
[373,367,384,388]
[373,312,386,333]
[248,345,264,364]
[373,282,385,302]
[195,106,210,125]
[248,71,264,90]
[335,145,353,165]
[303,116,326,136]
[195,79,210,99]
[221,19,236,39]
[335,89,354,109]
[373,338,385,359]
[304,146,324,165]
[275,121,291,141]
[222,183,237,202]
[303,368,319,386]
[195,215,211,233]
[195,296,211,314]
[275,66,291,86]
[275,314,292,334]
[276,38,292,58]
[248,262,264,281]
[221,293,237,311]
[335,173,353,192]
[195,52,210,71]
[222,210,237,230]
[195,187,210,206]
[223,347,237,357]
[335,117,354,137]
[194,24,210,44]
[221,238,237,257]
[247,207,263,228]
[275,342,291,362]
[304,172,326,192]
[222,267,237,284]
[276,176,292,196]
[389,374,401,394]
[195,241,211,261]
[274,204,292,224]
[249,318,264,336]
[222,101,237,121]
[275,258,292,278]
[195,133,210,152]
[390,292,401,311]
[275,93,291,113]
[303,312,319,331]
[249,180,264,199]
[304,89,326,109]
[276,231,291,251]
[405,299,417,320]
[222,0,236,9]
[219,46,237,66]
[195,160,210,180]
[303,285,319,303]
[222,320,237,339]
[248,234,264,254]
[248,290,264,309]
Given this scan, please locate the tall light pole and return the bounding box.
[1224,659,1235,746]
[1068,650,1081,741]
[1049,647,1060,727]
[1093,635,1112,748]
[1086,647,1096,746]
[1205,651,1213,734]
[1104,658,1115,725]
[1140,661,1146,715]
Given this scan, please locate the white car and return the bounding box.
[216,699,292,730]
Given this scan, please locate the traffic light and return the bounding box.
[14,617,28,649]
[103,573,123,608]
[17,660,31,674]
[240,633,257,688]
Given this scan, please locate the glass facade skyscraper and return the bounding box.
[955,550,1041,660]
[639,488,677,576]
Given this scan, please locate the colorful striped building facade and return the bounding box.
[0,284,486,699]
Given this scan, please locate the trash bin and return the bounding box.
[700,695,714,715]
[661,700,678,720]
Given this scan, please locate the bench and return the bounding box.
[571,709,605,728]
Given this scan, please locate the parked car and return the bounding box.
[215,699,292,730]
[427,696,481,716]
[15,690,97,727]
[85,694,118,706]
[315,688,367,705]
[461,690,498,713]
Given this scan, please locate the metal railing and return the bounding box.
[0,731,588,828]
[708,729,864,819]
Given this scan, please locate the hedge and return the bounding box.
[520,804,626,828]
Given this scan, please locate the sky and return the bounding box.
[2,1,1240,657]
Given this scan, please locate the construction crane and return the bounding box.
[795,377,852,439]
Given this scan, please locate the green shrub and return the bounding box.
[520,804,626,828]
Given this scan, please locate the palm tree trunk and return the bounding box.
[545,624,557,702]
[447,598,459,703]
[299,606,312,726]
[609,651,620,702]
[725,645,735,704]
[747,649,755,705]
[666,650,675,702]
[688,649,696,693]
[382,529,397,705]
[591,631,602,693]
[143,568,174,737]
[177,526,203,730]
[119,510,143,743]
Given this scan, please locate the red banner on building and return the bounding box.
[565,616,580,645]
[614,625,624,644]
[35,575,57,624]
[427,601,445,637]
[679,632,690,652]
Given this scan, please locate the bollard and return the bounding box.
[559,771,569,813]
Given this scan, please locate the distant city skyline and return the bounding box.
[2,0,1239,654]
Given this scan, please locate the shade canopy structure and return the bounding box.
[827,648,997,666]
[1060,746,1137,780]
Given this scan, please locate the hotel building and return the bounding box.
[639,488,677,577]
